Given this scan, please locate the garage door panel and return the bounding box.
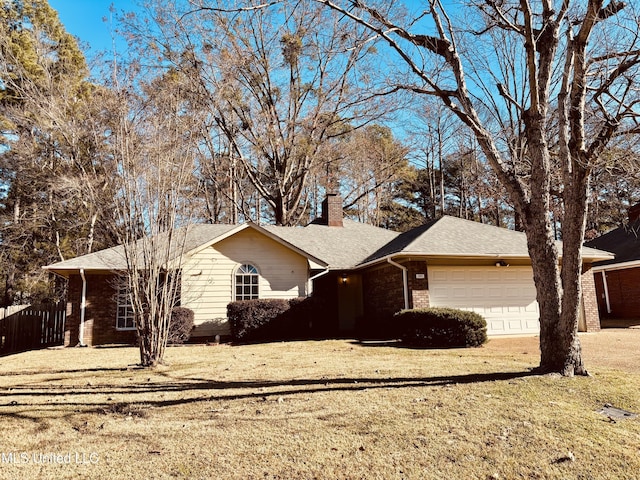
[452,287,467,298]
[469,271,485,281]
[487,287,502,299]
[488,319,506,332]
[525,318,540,328]
[451,271,466,281]
[427,266,540,335]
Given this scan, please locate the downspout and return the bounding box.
[307,267,330,296]
[387,258,409,310]
[601,271,611,314]
[79,268,87,347]
[306,267,330,331]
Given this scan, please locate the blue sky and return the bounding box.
[48,0,137,54]
[48,0,449,55]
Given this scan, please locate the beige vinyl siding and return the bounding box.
[182,228,310,337]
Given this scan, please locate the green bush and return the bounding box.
[228,298,324,342]
[168,307,195,344]
[396,307,487,348]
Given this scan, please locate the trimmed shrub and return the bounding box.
[168,307,195,344]
[227,297,326,342]
[285,296,326,338]
[396,307,487,348]
[356,312,400,340]
[227,299,290,342]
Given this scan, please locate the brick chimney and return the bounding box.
[321,194,343,227]
[629,203,640,223]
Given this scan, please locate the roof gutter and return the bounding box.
[355,250,612,271]
[79,268,87,347]
[387,258,409,310]
[355,252,526,271]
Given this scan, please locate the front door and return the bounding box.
[338,273,363,333]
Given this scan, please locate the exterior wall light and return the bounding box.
[341,273,348,285]
[495,260,509,267]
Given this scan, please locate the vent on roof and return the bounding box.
[321,194,343,227]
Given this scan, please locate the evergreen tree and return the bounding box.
[0,0,116,304]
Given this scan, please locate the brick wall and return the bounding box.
[601,267,640,319]
[362,260,430,318]
[406,261,429,309]
[65,275,82,346]
[64,273,136,346]
[362,264,403,322]
[581,265,601,332]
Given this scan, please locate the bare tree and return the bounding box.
[407,99,463,220]
[316,0,640,375]
[587,141,640,235]
[117,0,395,225]
[338,125,410,225]
[108,70,200,367]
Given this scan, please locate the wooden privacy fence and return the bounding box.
[0,303,66,356]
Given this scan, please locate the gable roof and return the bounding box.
[585,219,640,268]
[44,223,329,276]
[44,215,613,276]
[360,215,613,266]
[44,224,239,275]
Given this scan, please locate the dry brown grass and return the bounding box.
[0,330,638,480]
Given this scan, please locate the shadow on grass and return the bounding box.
[0,366,141,377]
[351,339,491,350]
[0,369,537,416]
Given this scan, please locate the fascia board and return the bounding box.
[591,259,640,272]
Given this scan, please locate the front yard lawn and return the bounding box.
[0,331,638,479]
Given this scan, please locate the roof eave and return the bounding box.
[591,259,640,272]
[242,223,330,269]
[184,222,329,269]
[42,266,126,278]
[182,223,250,258]
[354,249,613,270]
[354,252,533,270]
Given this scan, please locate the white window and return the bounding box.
[235,264,259,301]
[116,285,136,330]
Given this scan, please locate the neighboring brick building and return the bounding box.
[586,204,640,320]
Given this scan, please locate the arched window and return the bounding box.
[235,264,259,301]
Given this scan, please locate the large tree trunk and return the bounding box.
[524,172,591,375]
[522,211,562,372]
[555,166,591,376]
[520,110,589,376]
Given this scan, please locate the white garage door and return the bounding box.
[427,266,540,335]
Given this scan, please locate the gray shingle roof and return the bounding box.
[45,224,238,273]
[263,219,400,269]
[584,220,640,267]
[361,215,612,264]
[44,216,613,275]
